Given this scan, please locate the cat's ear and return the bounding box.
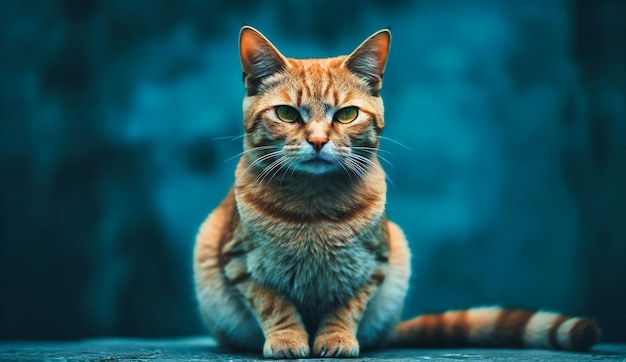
[344,29,391,96]
[239,26,287,96]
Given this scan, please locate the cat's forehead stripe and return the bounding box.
[255,58,367,110]
[279,90,291,103]
[333,89,340,107]
[296,88,303,107]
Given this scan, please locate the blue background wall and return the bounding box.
[1,0,625,342]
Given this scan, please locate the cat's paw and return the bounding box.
[263,330,310,359]
[313,331,360,358]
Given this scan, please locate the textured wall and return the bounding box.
[1,0,624,341]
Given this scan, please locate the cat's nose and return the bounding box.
[307,136,328,152]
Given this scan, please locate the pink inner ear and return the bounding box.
[359,30,391,76]
[239,27,286,85]
[344,30,391,92]
[239,28,264,74]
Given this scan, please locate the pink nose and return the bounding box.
[308,136,328,152]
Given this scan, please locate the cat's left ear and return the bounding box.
[344,29,391,96]
[239,26,288,96]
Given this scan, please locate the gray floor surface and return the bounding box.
[1,337,625,361]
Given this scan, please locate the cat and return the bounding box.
[193,26,600,358]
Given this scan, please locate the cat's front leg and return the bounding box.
[313,269,385,357]
[226,259,309,358]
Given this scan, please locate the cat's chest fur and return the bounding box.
[233,168,387,324]
[244,223,379,317]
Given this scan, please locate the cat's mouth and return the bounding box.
[301,157,334,168]
[302,156,332,164]
[296,154,337,174]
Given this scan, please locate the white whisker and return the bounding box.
[279,159,297,188]
[253,156,285,185]
[347,153,393,185]
[211,134,245,141]
[344,156,374,193]
[235,150,284,186]
[377,136,413,151]
[336,158,354,182]
[344,157,367,178]
[252,156,291,195]
[266,157,292,186]
[352,146,394,155]
[351,147,394,168]
[222,145,279,163]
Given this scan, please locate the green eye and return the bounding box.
[334,106,359,124]
[275,105,301,123]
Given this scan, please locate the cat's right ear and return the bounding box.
[239,26,287,96]
[344,29,391,96]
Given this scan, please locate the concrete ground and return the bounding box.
[1,337,625,361]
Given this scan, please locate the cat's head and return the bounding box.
[238,26,390,177]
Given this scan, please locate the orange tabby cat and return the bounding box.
[193,26,600,358]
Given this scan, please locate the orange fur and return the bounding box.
[193,26,600,358]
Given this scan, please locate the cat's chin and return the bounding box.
[295,159,339,175]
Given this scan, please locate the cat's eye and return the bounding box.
[334,106,359,124]
[275,105,301,123]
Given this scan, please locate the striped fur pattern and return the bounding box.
[193,26,600,358]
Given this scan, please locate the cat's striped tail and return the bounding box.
[388,307,600,351]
